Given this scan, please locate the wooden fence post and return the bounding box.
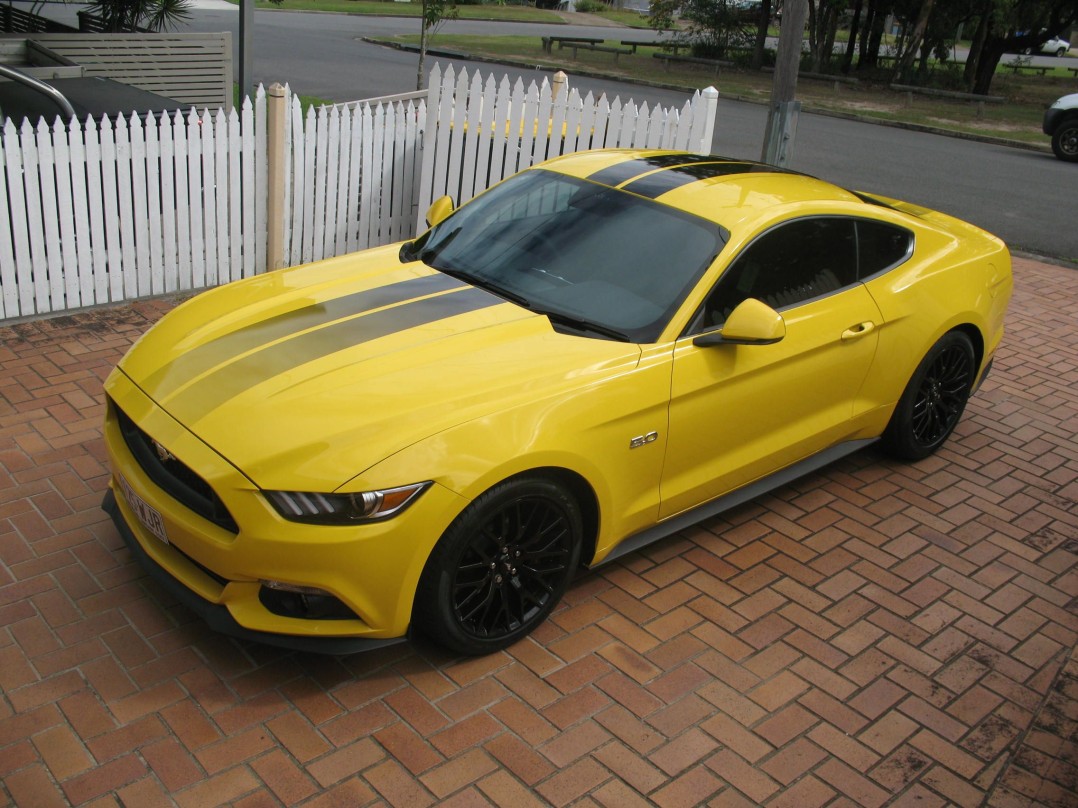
[266,83,287,271]
[696,86,719,155]
[552,70,568,102]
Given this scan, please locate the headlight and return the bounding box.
[265,482,431,524]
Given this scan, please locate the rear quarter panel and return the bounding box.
[859,208,1011,430]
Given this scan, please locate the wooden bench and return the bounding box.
[620,40,685,55]
[1066,66,1078,77]
[541,36,604,54]
[652,52,733,75]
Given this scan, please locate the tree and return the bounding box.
[963,0,1077,94]
[649,0,757,58]
[83,0,193,32]
[417,0,459,90]
[750,0,773,69]
[890,0,934,82]
[806,0,848,72]
[876,0,1077,94]
[839,0,864,72]
[849,0,891,70]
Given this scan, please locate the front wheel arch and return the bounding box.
[412,470,595,655]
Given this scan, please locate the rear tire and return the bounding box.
[881,331,976,461]
[413,475,582,656]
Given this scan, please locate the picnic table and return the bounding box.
[1003,63,1052,76]
[541,36,632,63]
[620,40,686,55]
[541,36,604,54]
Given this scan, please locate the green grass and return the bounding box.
[391,33,1067,146]
[237,0,563,22]
[590,9,655,29]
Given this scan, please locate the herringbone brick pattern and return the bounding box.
[1,255,1075,807]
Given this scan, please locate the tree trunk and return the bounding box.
[972,38,1006,95]
[417,1,428,91]
[963,2,990,89]
[751,0,772,69]
[917,39,930,76]
[841,0,863,73]
[807,0,820,71]
[857,0,886,70]
[892,0,934,83]
[823,3,840,68]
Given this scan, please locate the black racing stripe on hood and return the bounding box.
[587,154,729,187]
[165,285,505,417]
[144,273,466,394]
[621,161,783,198]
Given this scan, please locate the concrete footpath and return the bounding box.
[0,254,1075,806]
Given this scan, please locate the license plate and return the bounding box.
[117,474,169,545]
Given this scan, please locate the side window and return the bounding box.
[856,220,913,278]
[690,217,857,331]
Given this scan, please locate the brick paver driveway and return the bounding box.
[1,255,1075,807]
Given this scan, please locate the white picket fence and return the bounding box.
[0,67,719,322]
[287,91,425,268]
[0,95,266,320]
[418,65,719,225]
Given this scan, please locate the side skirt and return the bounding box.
[596,438,878,566]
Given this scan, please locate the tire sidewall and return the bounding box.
[1051,119,1078,162]
[414,476,583,656]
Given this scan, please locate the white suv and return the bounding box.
[1044,94,1078,162]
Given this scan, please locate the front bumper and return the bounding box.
[102,369,468,652]
[103,489,406,655]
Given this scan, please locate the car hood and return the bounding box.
[119,245,642,491]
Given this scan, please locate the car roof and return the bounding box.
[538,149,867,232]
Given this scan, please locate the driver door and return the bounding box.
[659,217,883,519]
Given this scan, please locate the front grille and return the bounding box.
[113,400,239,534]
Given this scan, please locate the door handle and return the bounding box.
[841,321,875,341]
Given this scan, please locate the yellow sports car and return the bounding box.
[102,150,1012,656]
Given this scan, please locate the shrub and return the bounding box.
[573,0,608,13]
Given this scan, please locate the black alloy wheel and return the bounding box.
[882,331,976,461]
[415,476,582,655]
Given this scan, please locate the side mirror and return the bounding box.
[693,298,786,347]
[425,195,455,228]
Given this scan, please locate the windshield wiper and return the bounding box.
[536,310,630,342]
[435,266,531,308]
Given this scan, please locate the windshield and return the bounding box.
[405,170,727,343]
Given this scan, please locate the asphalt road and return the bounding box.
[15,1,1078,259]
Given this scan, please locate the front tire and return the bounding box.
[1052,119,1078,162]
[881,331,976,461]
[414,475,583,655]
